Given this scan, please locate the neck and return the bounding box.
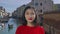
[27,22,35,27]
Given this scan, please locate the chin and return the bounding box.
[28,20,33,23]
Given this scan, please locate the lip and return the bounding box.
[28,18,32,20]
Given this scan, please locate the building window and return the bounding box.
[45,0,46,3]
[40,10,42,13]
[40,3,42,6]
[32,0,34,1]
[35,3,38,6]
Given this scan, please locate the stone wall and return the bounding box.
[43,13,60,34]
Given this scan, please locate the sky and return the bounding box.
[53,0,60,4]
[0,0,60,13]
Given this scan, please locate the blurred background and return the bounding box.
[0,0,60,34]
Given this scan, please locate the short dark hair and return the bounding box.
[22,6,37,26]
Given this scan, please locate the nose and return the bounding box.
[30,15,32,17]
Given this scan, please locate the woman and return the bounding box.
[15,6,45,34]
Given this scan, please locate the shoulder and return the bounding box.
[37,26,44,29]
[17,25,25,31]
[16,25,25,34]
[38,26,45,31]
[17,25,24,29]
[38,26,45,34]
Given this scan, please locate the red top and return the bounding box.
[15,25,45,34]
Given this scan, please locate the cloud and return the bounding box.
[0,0,31,13]
[53,0,60,4]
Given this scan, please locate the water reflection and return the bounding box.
[0,23,5,30]
[0,18,21,34]
[8,24,13,31]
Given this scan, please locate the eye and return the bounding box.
[31,13,34,15]
[26,12,29,15]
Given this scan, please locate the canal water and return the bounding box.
[0,18,21,34]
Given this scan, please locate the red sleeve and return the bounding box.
[15,26,22,34]
[40,26,45,34]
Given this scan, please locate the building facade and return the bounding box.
[26,0,53,23]
[12,5,26,18]
[27,0,53,13]
[0,6,9,18]
[12,0,53,23]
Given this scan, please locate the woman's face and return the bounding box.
[25,9,36,23]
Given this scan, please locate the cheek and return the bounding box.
[32,15,36,20]
[25,15,29,20]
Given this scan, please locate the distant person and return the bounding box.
[15,6,45,34]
